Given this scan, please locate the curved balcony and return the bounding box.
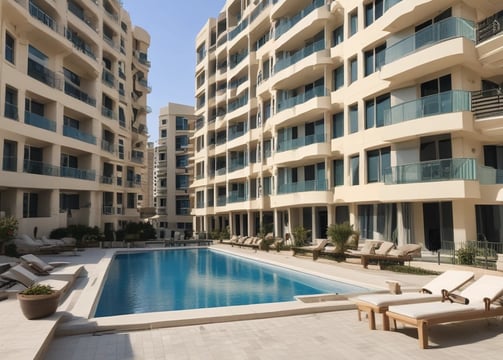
[274,86,331,127]
[381,18,476,83]
[272,180,332,208]
[274,134,329,166]
[272,48,331,89]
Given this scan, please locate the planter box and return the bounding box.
[17,291,60,319]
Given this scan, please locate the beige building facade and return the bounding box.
[154,102,194,239]
[192,0,503,251]
[0,0,150,237]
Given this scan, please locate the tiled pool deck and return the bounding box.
[1,244,502,359]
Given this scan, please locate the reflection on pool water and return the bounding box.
[94,248,367,317]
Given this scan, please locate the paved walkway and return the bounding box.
[2,245,503,359]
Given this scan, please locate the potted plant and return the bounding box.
[17,284,60,319]
[327,222,358,259]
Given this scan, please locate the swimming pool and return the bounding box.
[94,248,368,317]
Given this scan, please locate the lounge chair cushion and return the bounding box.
[375,241,395,255]
[388,249,406,256]
[21,254,54,273]
[356,292,441,307]
[388,301,482,318]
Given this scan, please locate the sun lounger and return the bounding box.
[292,239,328,259]
[20,254,85,282]
[0,264,69,294]
[385,275,503,348]
[14,234,61,254]
[351,270,475,330]
[360,243,422,268]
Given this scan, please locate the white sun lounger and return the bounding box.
[351,270,475,329]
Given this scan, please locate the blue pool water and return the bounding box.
[94,248,367,317]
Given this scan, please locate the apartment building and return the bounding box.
[0,0,150,237]
[192,0,503,251]
[154,103,194,239]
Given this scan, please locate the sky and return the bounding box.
[122,0,226,142]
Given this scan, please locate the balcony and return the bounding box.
[479,166,503,185]
[60,166,96,181]
[63,125,96,145]
[477,10,503,44]
[28,59,60,89]
[277,133,324,152]
[277,179,327,194]
[101,140,115,153]
[68,1,98,33]
[100,175,115,185]
[102,106,116,120]
[276,85,328,113]
[24,111,56,132]
[216,195,226,207]
[23,159,58,176]
[64,82,96,106]
[384,158,477,185]
[102,69,116,87]
[228,18,248,41]
[228,161,247,173]
[383,17,475,65]
[228,123,248,141]
[274,38,325,73]
[65,29,96,60]
[384,90,471,125]
[29,0,58,33]
[472,89,503,119]
[228,191,248,203]
[275,0,325,40]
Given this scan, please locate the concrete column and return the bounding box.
[452,199,477,247]
[273,209,279,236]
[311,206,317,239]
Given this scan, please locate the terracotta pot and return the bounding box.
[17,291,61,320]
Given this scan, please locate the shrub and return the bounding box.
[21,284,54,295]
[327,222,357,253]
[292,226,310,246]
[456,243,477,265]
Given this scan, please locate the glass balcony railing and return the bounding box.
[277,85,328,113]
[100,175,114,185]
[23,159,58,176]
[65,29,96,60]
[102,106,116,120]
[478,165,503,184]
[274,37,325,73]
[277,179,327,194]
[64,82,96,106]
[101,140,115,153]
[384,17,475,65]
[28,59,60,88]
[275,0,325,39]
[384,90,471,125]
[216,167,226,176]
[102,69,115,87]
[229,161,247,173]
[217,195,226,206]
[63,125,97,145]
[228,93,249,113]
[229,18,248,41]
[276,133,325,152]
[25,111,56,132]
[228,123,248,141]
[60,166,96,181]
[229,49,249,69]
[384,158,477,184]
[228,191,247,203]
[29,0,57,32]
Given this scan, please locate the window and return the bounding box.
[60,194,79,210]
[351,155,359,185]
[333,159,344,186]
[176,175,189,189]
[365,93,390,128]
[367,147,390,183]
[262,176,271,195]
[4,86,18,120]
[332,112,344,138]
[364,44,385,76]
[3,140,17,171]
[332,25,343,47]
[176,155,189,167]
[420,135,452,161]
[63,67,80,86]
[159,178,167,187]
[176,116,189,130]
[349,57,358,84]
[118,107,126,127]
[23,192,38,218]
[333,65,344,91]
[176,197,190,215]
[365,0,384,27]
[118,138,124,160]
[350,11,358,36]
[349,104,358,133]
[5,32,15,63]
[127,193,136,208]
[61,153,78,168]
[159,152,166,161]
[175,135,189,150]
[160,129,167,138]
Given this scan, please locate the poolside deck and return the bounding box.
[1,245,502,359]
